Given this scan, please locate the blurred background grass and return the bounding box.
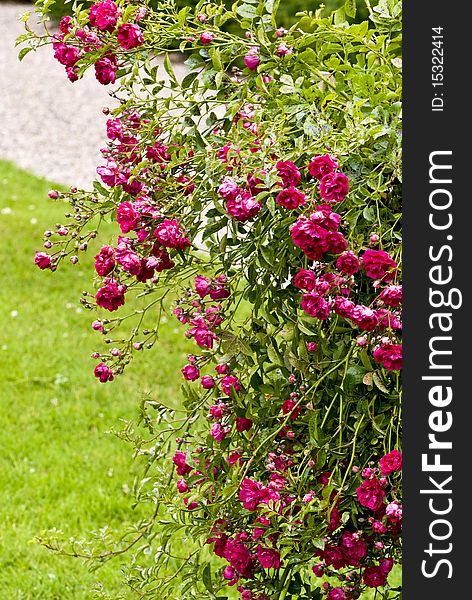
[0,159,191,597]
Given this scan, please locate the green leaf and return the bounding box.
[236,4,257,19]
[18,47,33,62]
[344,0,357,18]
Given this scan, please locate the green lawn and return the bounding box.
[0,160,189,598]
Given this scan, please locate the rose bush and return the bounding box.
[21,0,402,598]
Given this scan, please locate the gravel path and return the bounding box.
[0,3,186,189]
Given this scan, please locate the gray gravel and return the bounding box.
[0,3,186,189]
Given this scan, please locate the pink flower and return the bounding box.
[356,478,385,511]
[341,531,367,566]
[221,375,241,396]
[218,177,239,200]
[172,450,192,476]
[181,364,200,381]
[322,545,347,570]
[276,187,306,210]
[282,399,301,420]
[176,479,189,493]
[256,546,281,569]
[201,375,215,389]
[312,564,324,577]
[308,154,339,179]
[239,478,264,511]
[94,245,115,276]
[53,43,81,68]
[236,417,253,432]
[95,278,126,311]
[386,501,403,521]
[276,43,292,56]
[380,558,394,575]
[276,160,301,188]
[293,269,317,291]
[373,343,402,371]
[209,402,227,420]
[319,172,349,204]
[117,23,144,49]
[199,31,214,44]
[116,201,140,233]
[244,47,260,70]
[327,588,346,600]
[195,275,211,298]
[59,15,73,34]
[362,249,397,281]
[301,292,331,320]
[226,190,261,221]
[351,305,379,331]
[215,363,230,375]
[372,520,387,533]
[363,566,387,588]
[333,296,355,319]
[106,118,123,141]
[379,450,402,475]
[154,219,190,250]
[94,55,117,85]
[336,250,360,275]
[211,422,230,442]
[34,251,52,270]
[379,285,402,307]
[94,362,113,383]
[89,0,119,31]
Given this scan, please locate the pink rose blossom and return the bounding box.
[244,47,260,70]
[301,292,331,320]
[319,172,349,204]
[379,285,402,307]
[95,278,126,311]
[362,249,397,281]
[211,422,230,442]
[308,154,339,179]
[379,449,402,475]
[94,245,115,276]
[154,219,190,250]
[117,23,144,50]
[34,252,52,270]
[94,55,117,85]
[226,190,261,221]
[356,478,385,511]
[363,566,387,588]
[327,588,346,600]
[181,364,200,381]
[236,417,253,432]
[256,546,281,569]
[373,343,402,371]
[176,479,189,493]
[221,375,241,396]
[94,362,113,383]
[276,187,306,210]
[201,375,215,389]
[276,160,301,188]
[336,250,360,275]
[172,450,192,476]
[199,31,214,44]
[89,1,119,31]
[116,201,140,233]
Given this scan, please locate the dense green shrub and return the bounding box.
[33,0,371,26]
[21,0,401,598]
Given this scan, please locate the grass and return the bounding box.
[0,159,190,598]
